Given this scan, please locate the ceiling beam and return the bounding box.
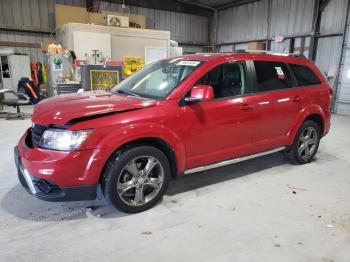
[102,0,214,16]
[175,0,216,11]
[216,0,260,10]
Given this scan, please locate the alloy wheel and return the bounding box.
[117,156,164,206]
[297,126,318,159]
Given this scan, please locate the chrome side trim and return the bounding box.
[184,147,286,175]
[19,164,37,194]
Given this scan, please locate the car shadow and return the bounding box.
[166,152,289,196]
[1,152,289,222]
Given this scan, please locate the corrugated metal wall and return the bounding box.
[335,5,350,115]
[315,0,348,81]
[216,0,349,114]
[217,0,317,44]
[315,36,343,74]
[0,0,209,62]
[0,31,49,62]
[0,0,86,32]
[0,0,86,62]
[269,0,314,37]
[320,0,348,34]
[217,0,268,44]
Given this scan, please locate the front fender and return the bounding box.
[286,104,326,144]
[94,122,186,174]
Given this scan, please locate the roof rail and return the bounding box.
[242,49,307,59]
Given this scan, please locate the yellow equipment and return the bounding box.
[123,56,144,76]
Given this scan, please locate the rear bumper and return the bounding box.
[14,146,97,202]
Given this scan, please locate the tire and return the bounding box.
[286,120,321,164]
[102,146,170,213]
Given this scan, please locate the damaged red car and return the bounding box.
[15,52,331,213]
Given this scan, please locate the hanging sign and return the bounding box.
[274,35,284,43]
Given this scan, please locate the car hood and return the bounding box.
[32,91,157,125]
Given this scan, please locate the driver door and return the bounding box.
[183,61,257,169]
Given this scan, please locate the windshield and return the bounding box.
[111,59,204,99]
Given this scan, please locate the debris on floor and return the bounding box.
[286,185,308,191]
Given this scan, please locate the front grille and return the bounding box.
[31,124,47,147]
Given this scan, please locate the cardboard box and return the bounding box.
[55,4,146,29]
[248,41,266,50]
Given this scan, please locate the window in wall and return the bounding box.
[289,64,321,86]
[196,61,248,99]
[254,61,293,92]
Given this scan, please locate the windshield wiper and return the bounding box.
[116,89,140,97]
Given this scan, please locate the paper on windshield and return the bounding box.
[177,61,201,66]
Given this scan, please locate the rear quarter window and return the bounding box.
[289,64,321,86]
[253,61,293,92]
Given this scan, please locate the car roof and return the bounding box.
[175,52,310,65]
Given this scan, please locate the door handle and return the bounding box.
[292,96,301,102]
[239,103,254,111]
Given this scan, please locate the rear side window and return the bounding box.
[254,61,293,92]
[289,64,321,86]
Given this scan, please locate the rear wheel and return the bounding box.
[102,146,170,213]
[286,120,321,164]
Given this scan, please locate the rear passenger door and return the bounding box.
[250,60,304,150]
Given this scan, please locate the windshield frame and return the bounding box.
[111,59,206,100]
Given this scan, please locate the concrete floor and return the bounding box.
[0,105,349,262]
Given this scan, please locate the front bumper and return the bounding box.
[14,146,98,202]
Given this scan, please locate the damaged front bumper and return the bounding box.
[14,146,97,202]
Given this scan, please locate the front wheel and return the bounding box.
[286,120,321,164]
[102,146,170,213]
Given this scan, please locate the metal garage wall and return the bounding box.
[315,36,343,75]
[0,31,49,62]
[98,1,209,45]
[320,0,348,35]
[217,0,268,44]
[335,5,350,115]
[0,0,86,62]
[269,0,314,37]
[217,0,315,44]
[315,0,348,78]
[0,0,86,32]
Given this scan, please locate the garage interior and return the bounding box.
[0,0,350,261]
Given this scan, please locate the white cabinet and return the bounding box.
[56,23,170,61]
[0,55,31,91]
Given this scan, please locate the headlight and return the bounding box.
[39,129,93,151]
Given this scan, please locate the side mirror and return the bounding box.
[184,85,214,104]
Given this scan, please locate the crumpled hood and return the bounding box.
[32,91,157,125]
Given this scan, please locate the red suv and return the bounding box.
[15,53,332,213]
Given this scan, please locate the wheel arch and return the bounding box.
[99,136,180,185]
[287,105,326,144]
[304,113,324,135]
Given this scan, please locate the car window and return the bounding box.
[111,59,203,99]
[196,61,248,99]
[254,61,293,92]
[289,63,321,86]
